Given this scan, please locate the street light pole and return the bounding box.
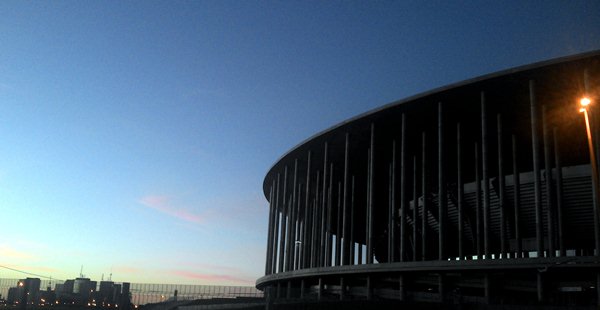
[581,97,600,256]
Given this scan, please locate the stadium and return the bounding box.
[257,50,600,308]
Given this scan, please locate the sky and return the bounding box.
[0,1,599,286]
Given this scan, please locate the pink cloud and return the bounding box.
[171,270,254,285]
[139,195,204,224]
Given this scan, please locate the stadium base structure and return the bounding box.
[257,50,600,309]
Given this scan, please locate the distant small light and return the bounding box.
[580,108,586,113]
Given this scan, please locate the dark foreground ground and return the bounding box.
[54,297,593,310]
[266,300,596,310]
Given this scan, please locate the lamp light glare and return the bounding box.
[581,97,591,106]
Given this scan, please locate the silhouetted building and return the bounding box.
[39,286,56,305]
[73,277,91,294]
[7,287,23,304]
[62,280,74,294]
[53,283,64,299]
[97,281,121,306]
[6,278,41,305]
[113,283,121,305]
[258,51,600,308]
[120,282,131,310]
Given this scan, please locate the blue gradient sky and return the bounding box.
[0,1,599,285]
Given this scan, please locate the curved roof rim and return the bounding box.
[262,49,600,197]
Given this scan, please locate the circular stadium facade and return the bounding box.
[257,51,600,308]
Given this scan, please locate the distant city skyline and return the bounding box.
[0,1,599,285]
[3,276,130,308]
[0,276,261,306]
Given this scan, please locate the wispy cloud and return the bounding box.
[0,245,35,260]
[170,270,254,285]
[2,264,60,277]
[170,262,246,275]
[139,195,204,224]
[25,265,60,274]
[112,265,143,274]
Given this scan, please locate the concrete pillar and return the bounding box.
[285,159,298,271]
[498,114,506,257]
[302,152,312,268]
[475,142,482,258]
[350,176,356,265]
[388,163,393,263]
[413,156,418,261]
[421,132,428,261]
[368,123,375,264]
[481,92,490,258]
[367,276,372,300]
[265,286,273,310]
[342,133,350,265]
[272,174,281,273]
[512,135,522,258]
[439,102,446,260]
[401,114,407,261]
[326,164,334,266]
[335,182,342,266]
[543,106,555,257]
[399,275,405,301]
[457,123,463,259]
[554,128,565,256]
[391,141,397,262]
[313,186,321,267]
[278,167,288,273]
[265,184,275,274]
[318,278,323,301]
[530,80,544,257]
[320,143,329,266]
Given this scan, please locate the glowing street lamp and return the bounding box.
[581,96,600,255]
[582,97,592,107]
